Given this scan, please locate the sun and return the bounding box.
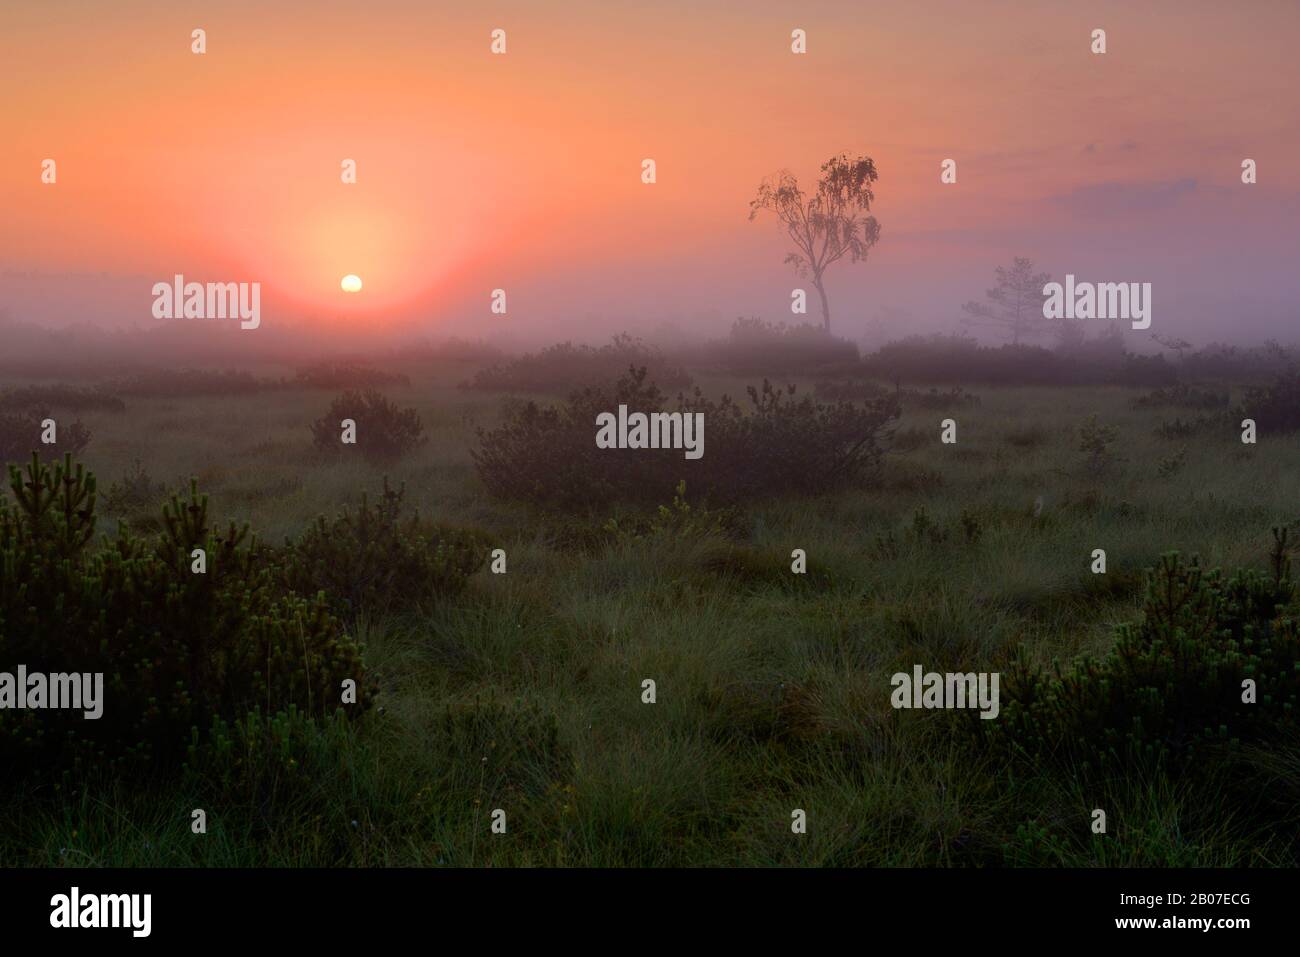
[340,274,363,293]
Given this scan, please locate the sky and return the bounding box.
[2,0,1298,349]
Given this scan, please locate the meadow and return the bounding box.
[1,349,1298,867]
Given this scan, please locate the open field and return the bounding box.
[2,359,1298,866]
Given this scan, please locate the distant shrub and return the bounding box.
[981,540,1298,780]
[813,379,890,402]
[472,366,900,508]
[0,385,125,414]
[1238,367,1300,434]
[295,362,411,390]
[1156,447,1188,478]
[1132,383,1230,411]
[891,426,930,452]
[1181,340,1294,381]
[1078,415,1119,475]
[102,459,167,515]
[461,333,691,395]
[1004,425,1050,449]
[692,317,860,377]
[283,477,481,616]
[859,334,1177,387]
[0,454,369,783]
[113,368,277,397]
[899,385,981,410]
[310,389,424,463]
[0,409,90,462]
[1154,415,1221,440]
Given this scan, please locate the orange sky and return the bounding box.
[2,0,1298,343]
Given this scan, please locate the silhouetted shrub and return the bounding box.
[283,477,481,616]
[460,334,691,395]
[295,362,411,390]
[1239,367,1300,434]
[982,539,1298,781]
[310,389,424,463]
[472,366,900,508]
[0,409,90,462]
[0,454,369,783]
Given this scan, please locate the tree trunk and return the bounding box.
[812,275,831,333]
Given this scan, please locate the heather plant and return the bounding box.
[310,389,424,463]
[981,537,1298,781]
[0,453,369,784]
[282,477,482,616]
[472,366,900,508]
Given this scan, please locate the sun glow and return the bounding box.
[340,274,363,293]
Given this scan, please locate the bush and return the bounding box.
[0,454,370,783]
[310,389,424,463]
[101,459,168,516]
[1238,367,1300,434]
[282,477,481,616]
[981,537,1298,780]
[1078,414,1119,475]
[461,333,691,395]
[0,409,90,462]
[472,366,900,508]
